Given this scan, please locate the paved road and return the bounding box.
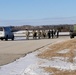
[0,36,70,66]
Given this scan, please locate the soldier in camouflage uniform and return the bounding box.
[38,30,41,39]
[26,29,29,40]
[32,30,37,39]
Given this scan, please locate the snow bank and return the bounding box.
[59,32,70,36]
[0,50,49,75]
[57,49,70,54]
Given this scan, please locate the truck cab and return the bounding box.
[70,25,76,38]
[0,27,14,41]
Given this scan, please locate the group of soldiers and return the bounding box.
[25,29,59,40]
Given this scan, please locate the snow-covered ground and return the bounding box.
[0,43,76,75]
[0,47,49,75]
[14,30,70,37]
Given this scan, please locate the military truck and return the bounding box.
[0,27,14,41]
[70,25,76,38]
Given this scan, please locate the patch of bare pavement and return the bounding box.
[0,36,70,66]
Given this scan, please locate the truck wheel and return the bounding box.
[1,38,3,40]
[72,36,74,38]
[70,35,74,39]
[5,36,8,41]
[12,36,14,40]
[70,35,72,38]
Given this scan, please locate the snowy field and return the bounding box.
[14,30,70,37]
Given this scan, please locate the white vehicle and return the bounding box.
[0,27,14,41]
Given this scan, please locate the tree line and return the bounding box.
[0,24,73,32]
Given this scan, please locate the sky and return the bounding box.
[0,0,76,26]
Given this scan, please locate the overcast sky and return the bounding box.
[0,0,76,26]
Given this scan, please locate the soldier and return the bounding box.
[51,29,54,39]
[53,29,56,38]
[57,29,59,38]
[47,30,51,39]
[32,30,37,39]
[32,30,35,39]
[38,30,41,39]
[43,30,46,38]
[42,30,46,39]
[26,29,29,40]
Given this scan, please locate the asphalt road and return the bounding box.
[0,36,70,66]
